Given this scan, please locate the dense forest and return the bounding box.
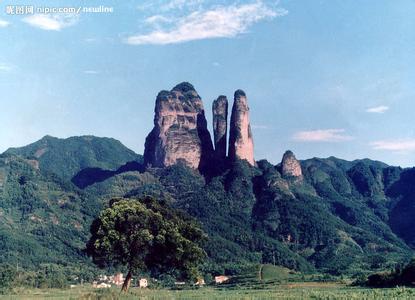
[1,135,415,287]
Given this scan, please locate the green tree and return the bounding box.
[86,197,206,292]
[0,264,16,294]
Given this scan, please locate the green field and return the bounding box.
[2,284,415,300]
[2,265,414,299]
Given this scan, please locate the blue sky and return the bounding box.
[1,0,415,167]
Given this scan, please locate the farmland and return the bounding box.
[1,284,415,300]
[3,264,414,299]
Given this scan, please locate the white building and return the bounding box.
[139,278,148,288]
[215,275,230,284]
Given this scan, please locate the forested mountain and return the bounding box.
[4,135,141,181]
[0,136,142,277]
[1,135,415,278]
[1,83,415,280]
[0,152,98,270]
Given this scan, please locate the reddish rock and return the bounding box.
[228,90,255,166]
[212,96,228,161]
[281,150,303,178]
[144,82,214,169]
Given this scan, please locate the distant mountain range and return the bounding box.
[4,135,141,181]
[1,83,415,278]
[2,134,415,275]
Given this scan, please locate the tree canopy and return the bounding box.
[86,197,206,291]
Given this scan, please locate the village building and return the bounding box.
[215,275,230,284]
[139,278,148,288]
[195,278,205,286]
[112,273,124,286]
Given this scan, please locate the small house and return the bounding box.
[113,273,124,286]
[139,278,148,288]
[215,275,230,284]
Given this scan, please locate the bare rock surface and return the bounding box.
[228,90,255,166]
[212,96,228,161]
[281,150,303,178]
[144,82,213,169]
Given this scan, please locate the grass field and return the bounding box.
[2,265,414,299]
[2,283,415,300]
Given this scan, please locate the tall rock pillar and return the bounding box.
[212,96,228,161]
[281,150,303,179]
[228,90,255,166]
[144,82,214,169]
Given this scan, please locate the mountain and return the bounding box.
[2,136,415,278]
[143,83,256,172]
[228,90,255,166]
[1,82,415,280]
[212,95,228,162]
[0,135,143,278]
[0,153,100,271]
[143,82,213,170]
[138,83,414,274]
[5,135,142,182]
[80,153,414,275]
[386,168,415,248]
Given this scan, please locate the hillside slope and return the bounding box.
[0,154,100,270]
[82,154,414,275]
[4,135,142,181]
[1,136,414,278]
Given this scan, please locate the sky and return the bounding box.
[1,0,415,167]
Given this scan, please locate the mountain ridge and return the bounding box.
[1,134,414,277]
[4,135,142,182]
[1,82,415,280]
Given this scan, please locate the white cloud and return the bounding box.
[0,19,10,28]
[126,2,287,45]
[138,0,204,12]
[145,15,171,24]
[23,14,78,31]
[366,105,389,114]
[370,139,415,153]
[83,70,99,74]
[0,63,14,72]
[292,129,353,142]
[161,0,204,11]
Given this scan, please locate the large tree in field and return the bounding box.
[86,197,206,292]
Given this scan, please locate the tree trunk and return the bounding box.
[121,270,133,293]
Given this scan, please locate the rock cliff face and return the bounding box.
[212,96,228,161]
[228,90,255,166]
[281,150,303,178]
[144,82,214,169]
